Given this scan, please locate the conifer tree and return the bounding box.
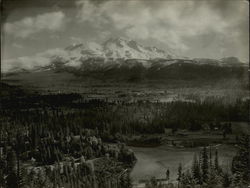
[181,170,193,186]
[222,172,232,188]
[214,148,219,172]
[17,166,28,188]
[6,150,18,188]
[6,150,17,175]
[232,135,250,186]
[177,163,182,183]
[192,153,201,184]
[201,147,209,183]
[166,169,170,181]
[209,145,213,169]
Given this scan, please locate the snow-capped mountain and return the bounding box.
[11,37,177,72]
[16,37,179,72]
[2,37,246,74]
[102,38,177,59]
[58,37,178,64]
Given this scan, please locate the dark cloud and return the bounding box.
[1,0,249,64]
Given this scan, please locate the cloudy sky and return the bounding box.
[1,0,249,71]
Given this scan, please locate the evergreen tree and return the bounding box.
[232,135,250,186]
[181,170,193,186]
[222,172,232,188]
[6,150,17,174]
[17,166,28,188]
[166,169,170,181]
[6,150,18,188]
[201,147,209,184]
[209,145,213,169]
[192,153,201,184]
[6,173,18,188]
[177,163,182,182]
[214,148,219,172]
[0,167,6,187]
[120,172,132,188]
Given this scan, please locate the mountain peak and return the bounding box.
[101,37,178,59]
[3,37,182,72]
[105,37,130,43]
[103,37,131,48]
[65,43,84,51]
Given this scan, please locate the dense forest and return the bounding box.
[1,83,248,135]
[0,83,136,187]
[0,83,249,187]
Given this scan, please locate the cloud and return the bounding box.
[2,48,67,72]
[12,43,23,49]
[76,0,110,27]
[70,36,83,43]
[75,0,249,60]
[2,56,51,72]
[4,11,65,38]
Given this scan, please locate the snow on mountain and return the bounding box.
[102,37,177,59]
[65,42,104,58]
[2,37,246,73]
[61,37,177,62]
[3,37,177,72]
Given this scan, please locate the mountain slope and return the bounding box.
[2,37,248,85]
[3,37,180,73]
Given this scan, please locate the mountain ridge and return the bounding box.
[2,37,247,75]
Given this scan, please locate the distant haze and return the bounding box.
[1,0,249,72]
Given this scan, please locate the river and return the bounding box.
[129,144,237,183]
